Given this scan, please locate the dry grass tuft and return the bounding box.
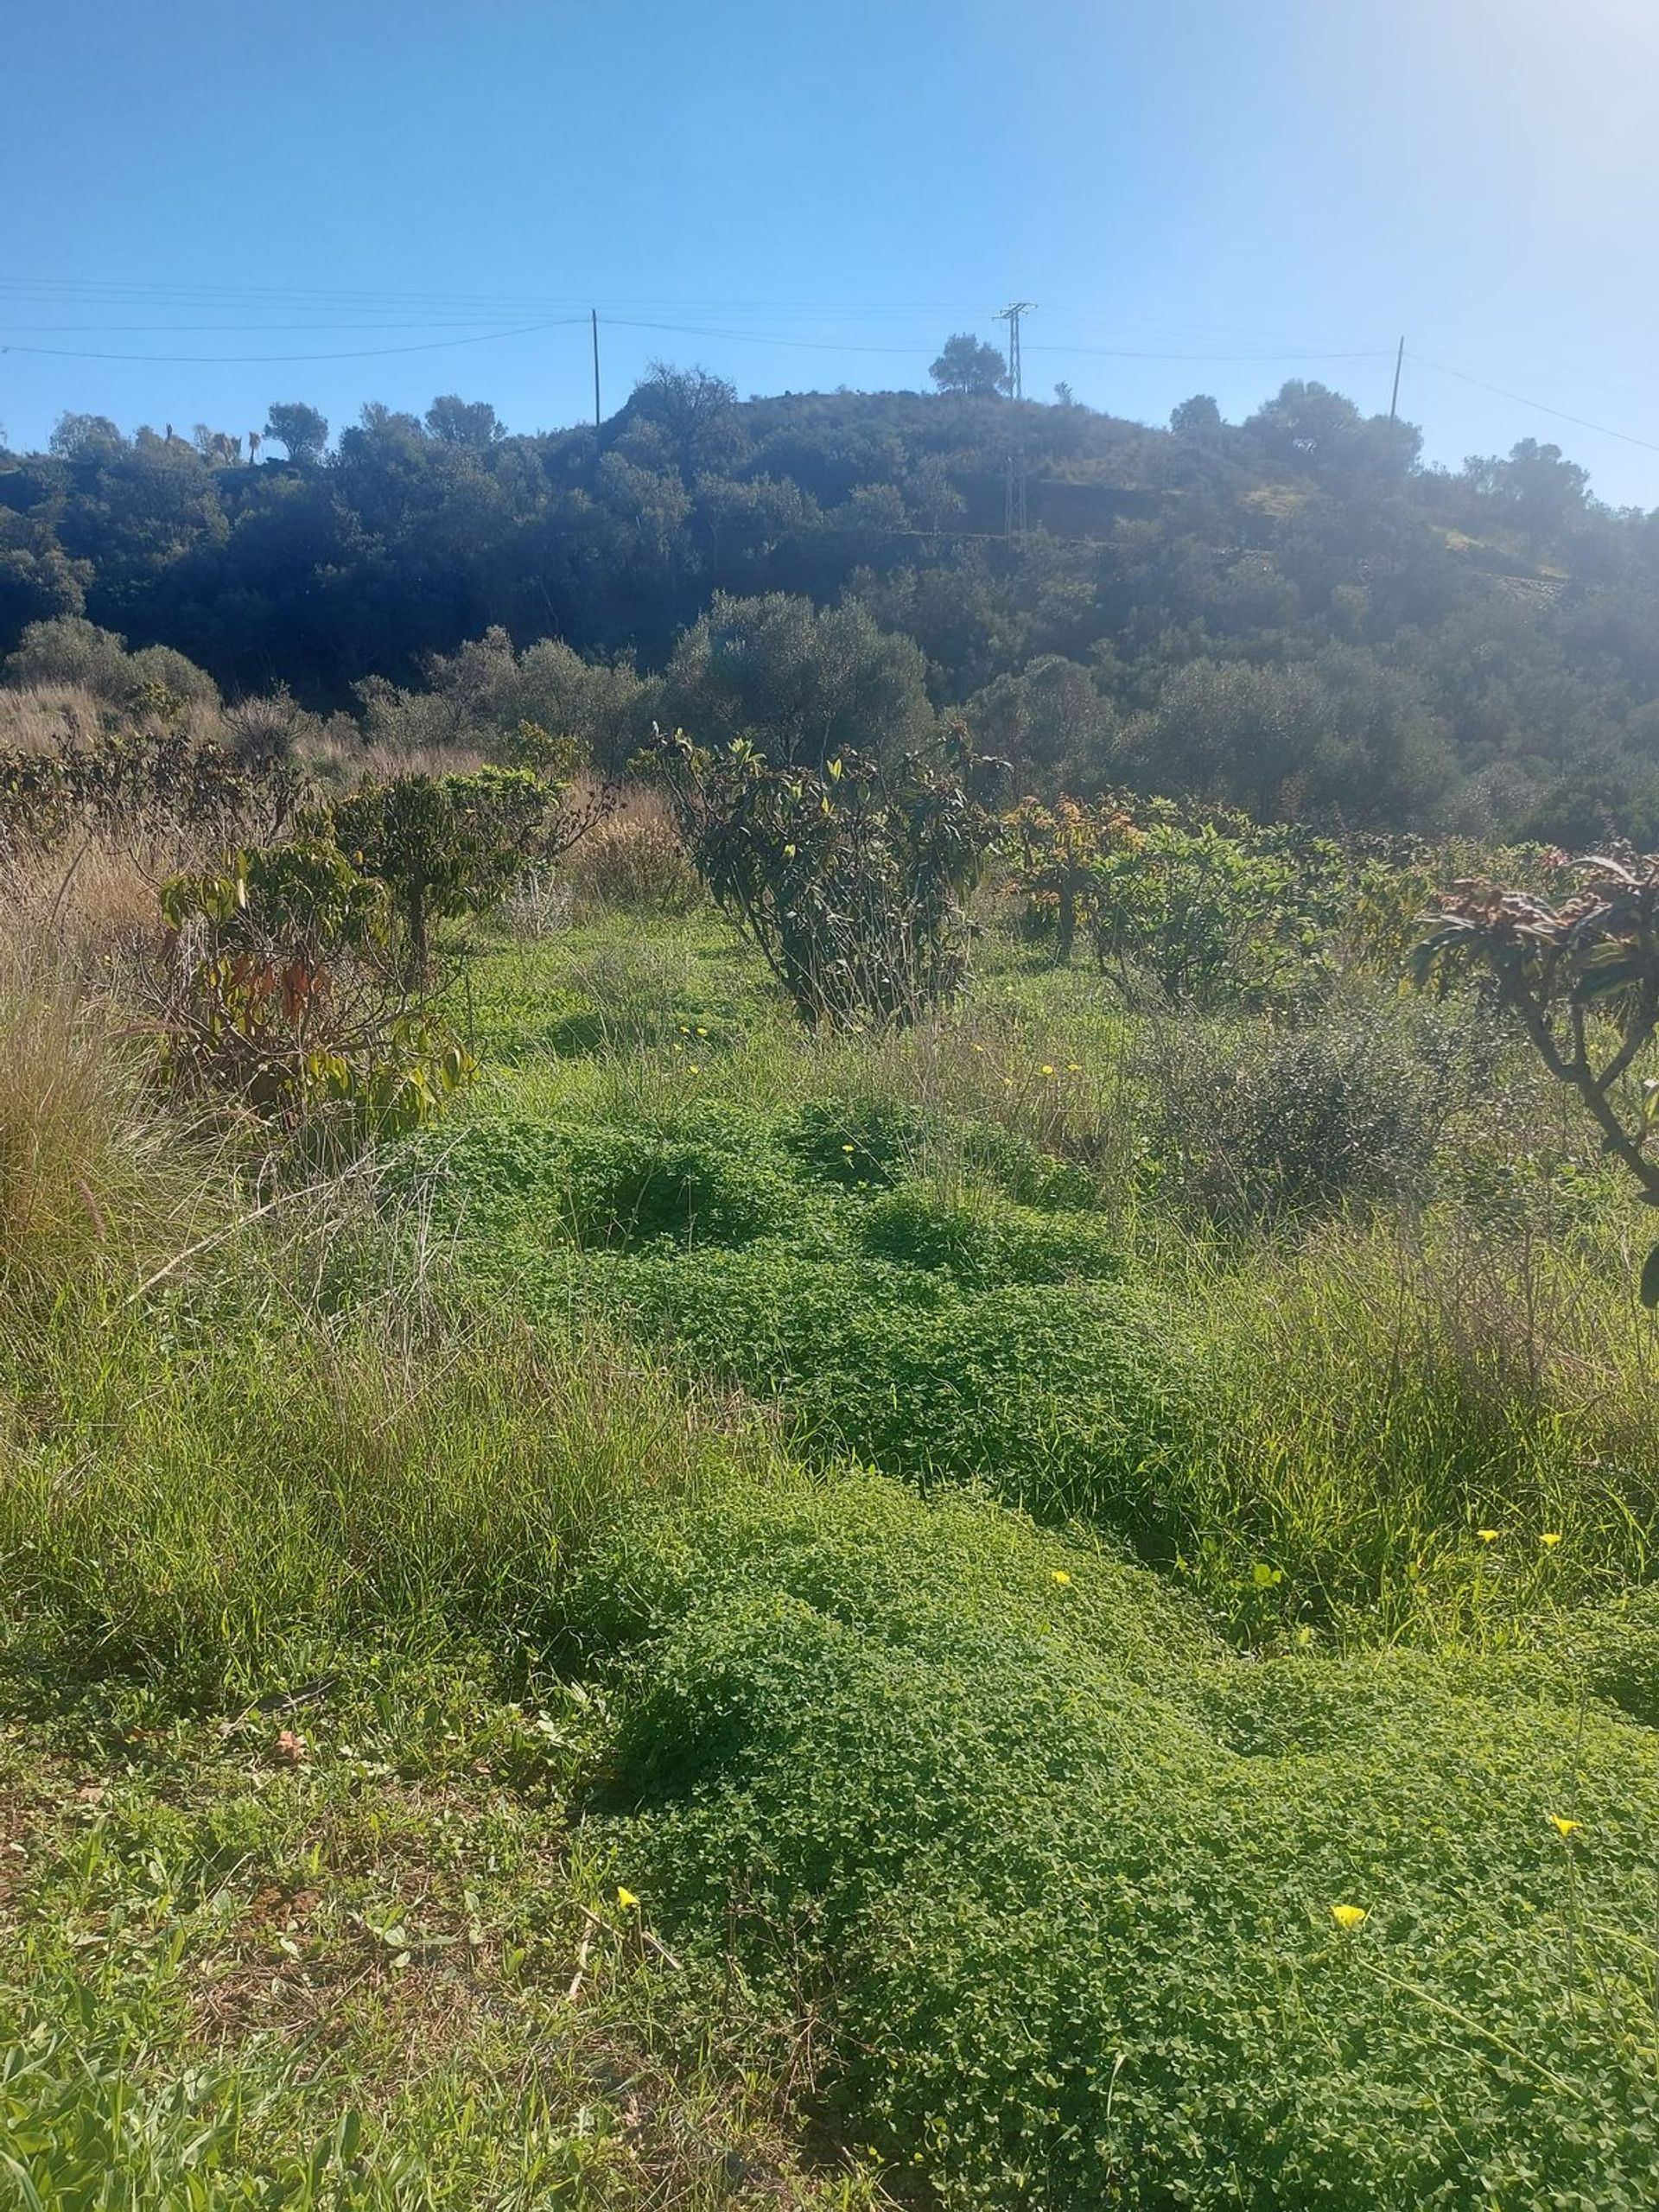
[0,681,225,753]
[559,785,702,915]
[0,842,225,1300]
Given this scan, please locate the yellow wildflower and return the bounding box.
[1052,1569,1072,1587]
[1477,1528,1500,1543]
[1330,1904,1368,1930]
[617,1886,639,1910]
[1550,1816,1580,1839]
[1040,1064,1055,1077]
[1541,1532,1562,1549]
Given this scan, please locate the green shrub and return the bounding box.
[1143,1015,1440,1224]
[0,722,295,851]
[1012,797,1349,1010]
[650,728,1004,1028]
[1414,850,1659,1302]
[333,767,607,977]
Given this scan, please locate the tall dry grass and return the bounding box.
[556,784,702,916]
[0,680,225,754]
[0,894,219,1304]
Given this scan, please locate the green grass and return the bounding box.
[3,899,1659,2204]
[0,1636,887,2208]
[396,925,1659,1640]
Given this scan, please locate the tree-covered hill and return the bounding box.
[6,369,1659,836]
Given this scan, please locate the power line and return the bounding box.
[1407,353,1659,456]
[6,274,1659,467]
[0,274,1414,364]
[0,318,585,365]
[0,276,1402,349]
[0,315,1411,371]
[0,320,524,335]
[606,316,939,355]
[0,276,1002,320]
[1024,341,1395,362]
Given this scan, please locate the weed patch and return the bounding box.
[594,1475,1659,2210]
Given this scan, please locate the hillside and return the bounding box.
[7,374,1659,836]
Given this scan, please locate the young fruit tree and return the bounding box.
[1414,849,1659,1300]
[650,724,1006,1027]
[331,766,611,980]
[156,836,475,1154]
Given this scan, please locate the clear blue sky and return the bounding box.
[6,0,1659,501]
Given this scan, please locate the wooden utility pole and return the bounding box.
[592,309,602,433]
[1389,334,1405,423]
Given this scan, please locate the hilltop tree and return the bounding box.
[424,395,505,449]
[263,402,329,466]
[193,425,242,466]
[1170,394,1223,439]
[627,363,741,473]
[1467,438,1592,543]
[48,413,126,463]
[930,334,1008,397]
[1244,380,1418,491]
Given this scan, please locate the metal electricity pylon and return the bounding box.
[995,302,1036,542]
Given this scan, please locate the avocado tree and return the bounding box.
[157,836,474,1149]
[331,766,609,979]
[1414,850,1659,1299]
[1012,794,1347,1012]
[651,723,1005,1027]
